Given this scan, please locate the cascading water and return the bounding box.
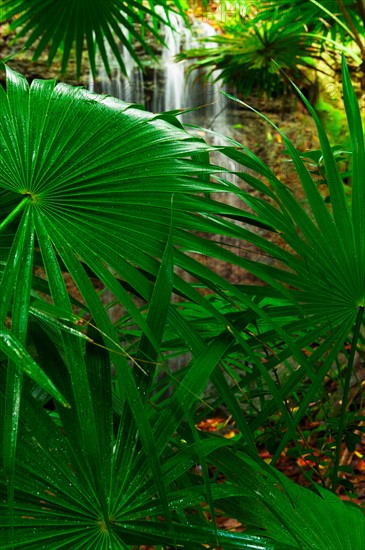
[88,29,145,105]
[88,11,229,132]
[151,9,232,145]
[152,8,188,112]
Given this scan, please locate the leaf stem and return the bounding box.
[0,196,29,233]
[337,0,365,63]
[332,306,364,490]
[357,0,365,31]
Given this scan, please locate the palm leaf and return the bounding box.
[212,448,365,550]
[0,345,280,549]
[1,0,187,78]
[205,60,365,472]
[177,15,321,98]
[0,63,280,394]
[1,65,285,546]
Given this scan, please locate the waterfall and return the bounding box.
[87,11,228,126]
[88,29,145,105]
[156,9,187,111]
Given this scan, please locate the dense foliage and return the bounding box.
[0,0,187,76]
[1,1,365,548]
[178,0,365,97]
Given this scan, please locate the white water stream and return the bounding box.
[87,12,231,139]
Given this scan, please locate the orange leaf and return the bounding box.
[223,430,237,439]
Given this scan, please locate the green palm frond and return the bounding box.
[1,0,187,77]
[212,448,365,550]
[177,16,321,97]
[0,65,281,546]
[215,57,365,480]
[0,347,277,549]
[259,0,363,44]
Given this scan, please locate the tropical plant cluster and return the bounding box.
[1,1,365,549]
[178,0,365,98]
